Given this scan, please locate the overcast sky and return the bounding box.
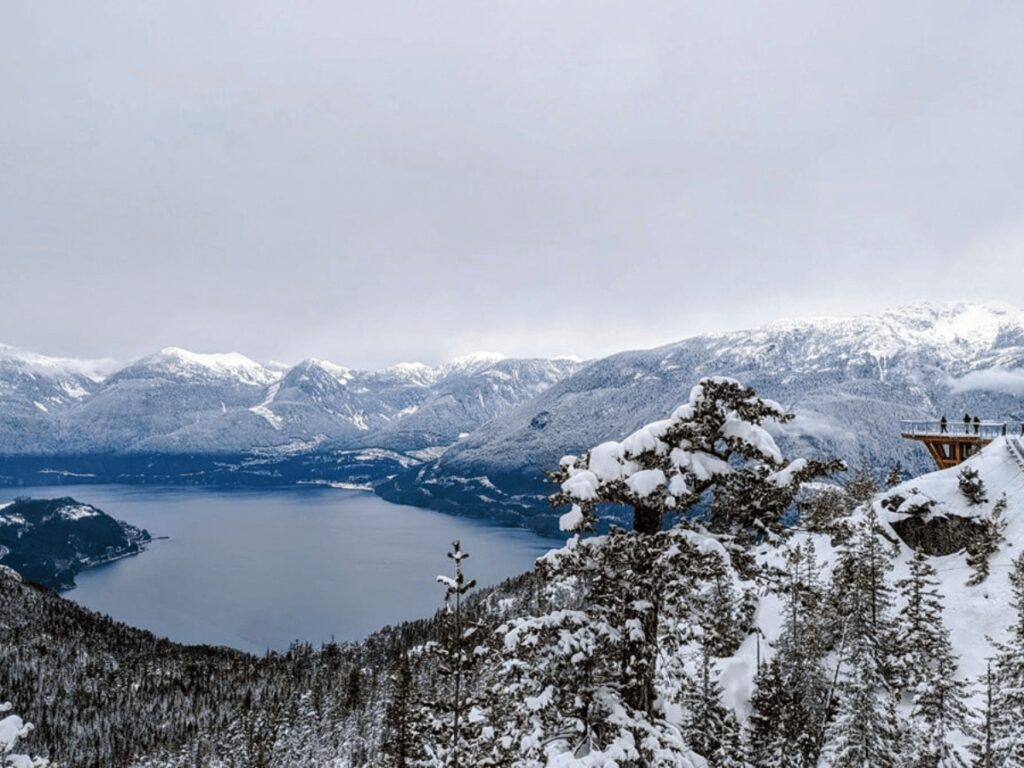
[2,1,1023,368]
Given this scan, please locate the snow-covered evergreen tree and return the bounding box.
[895,551,972,767]
[821,509,904,767]
[491,528,702,767]
[535,378,840,765]
[420,540,486,767]
[820,629,904,768]
[831,507,899,682]
[985,553,1024,766]
[747,656,801,768]
[844,465,879,508]
[957,466,988,506]
[382,653,420,767]
[682,645,746,768]
[748,541,830,767]
[797,485,853,538]
[965,493,1007,587]
[696,548,750,658]
[550,376,842,541]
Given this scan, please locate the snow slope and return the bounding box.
[730,438,1024,727]
[878,437,1024,683]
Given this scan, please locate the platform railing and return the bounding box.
[900,419,1009,439]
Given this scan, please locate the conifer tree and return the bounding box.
[422,540,483,768]
[820,629,904,768]
[965,494,1007,587]
[797,485,852,537]
[697,549,748,657]
[957,466,988,506]
[683,645,746,768]
[831,507,898,681]
[896,551,972,767]
[886,466,905,489]
[747,656,800,768]
[526,378,841,766]
[548,378,840,724]
[491,527,703,766]
[780,542,831,762]
[822,509,904,767]
[344,666,363,713]
[747,542,830,767]
[985,553,1024,766]
[382,653,419,768]
[844,465,879,507]
[969,661,996,768]
[550,377,843,540]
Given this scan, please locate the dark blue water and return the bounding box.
[14,485,556,654]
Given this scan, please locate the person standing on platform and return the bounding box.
[973,416,980,435]
[940,415,948,433]
[963,413,971,434]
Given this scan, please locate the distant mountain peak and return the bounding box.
[0,343,117,382]
[447,351,507,367]
[299,358,353,381]
[761,300,1024,338]
[139,347,279,386]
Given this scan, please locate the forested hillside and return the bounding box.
[0,498,150,590]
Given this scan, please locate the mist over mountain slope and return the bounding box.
[379,302,1024,532]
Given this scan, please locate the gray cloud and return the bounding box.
[948,368,1024,396]
[2,1,1023,367]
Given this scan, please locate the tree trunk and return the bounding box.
[633,504,661,536]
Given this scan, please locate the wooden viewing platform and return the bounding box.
[900,419,1010,470]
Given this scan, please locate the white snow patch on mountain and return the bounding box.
[250,383,284,429]
[59,504,100,521]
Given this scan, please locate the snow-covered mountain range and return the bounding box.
[379,301,1024,532]
[0,345,581,457]
[4,301,1024,534]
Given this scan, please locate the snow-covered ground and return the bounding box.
[727,437,1024,727]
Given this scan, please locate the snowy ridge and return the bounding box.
[130,347,281,386]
